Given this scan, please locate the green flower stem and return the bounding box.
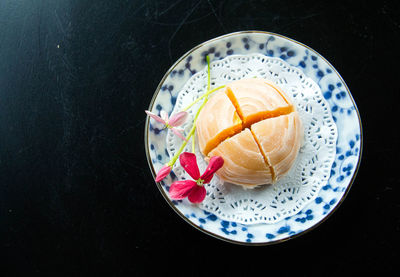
[192,129,196,153]
[167,55,216,166]
[182,56,220,112]
[167,124,196,167]
[182,85,225,112]
[167,88,211,167]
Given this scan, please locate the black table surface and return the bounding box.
[1,0,399,275]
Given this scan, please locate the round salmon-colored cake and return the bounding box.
[196,78,303,187]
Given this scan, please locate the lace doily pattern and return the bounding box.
[146,32,362,244]
[166,54,337,224]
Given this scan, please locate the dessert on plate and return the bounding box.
[196,78,303,187]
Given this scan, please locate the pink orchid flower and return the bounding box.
[145,110,188,141]
[169,152,224,203]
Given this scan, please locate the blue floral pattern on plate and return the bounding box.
[145,31,362,245]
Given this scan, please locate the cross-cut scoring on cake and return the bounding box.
[196,78,301,186]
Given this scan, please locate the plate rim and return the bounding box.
[144,30,363,246]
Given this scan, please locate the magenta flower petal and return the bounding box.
[168,111,188,127]
[179,152,200,180]
[145,110,166,124]
[188,185,207,203]
[169,180,197,200]
[155,165,172,182]
[200,156,224,184]
[171,127,187,141]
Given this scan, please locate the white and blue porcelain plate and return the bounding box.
[144,31,362,245]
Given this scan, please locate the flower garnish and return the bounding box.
[145,110,188,141]
[169,152,224,203]
[148,55,226,185]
